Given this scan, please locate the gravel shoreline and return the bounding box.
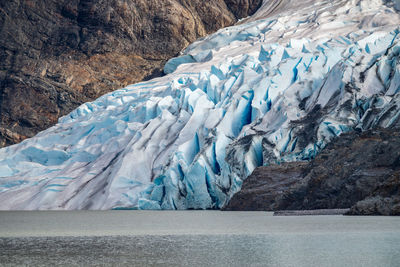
[274,209,350,216]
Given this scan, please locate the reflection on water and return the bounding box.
[1,234,400,266]
[0,211,400,266]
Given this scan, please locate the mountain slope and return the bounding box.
[0,0,399,210]
[0,0,261,147]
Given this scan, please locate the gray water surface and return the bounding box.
[0,211,399,266]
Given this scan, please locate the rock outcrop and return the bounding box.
[0,0,262,147]
[347,174,400,215]
[223,162,308,211]
[224,128,400,215]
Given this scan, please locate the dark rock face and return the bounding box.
[347,174,400,215]
[0,0,260,147]
[223,162,308,211]
[224,128,400,215]
[224,0,263,19]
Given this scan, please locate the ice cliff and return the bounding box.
[0,0,400,209]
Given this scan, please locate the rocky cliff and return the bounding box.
[224,128,400,215]
[0,0,261,147]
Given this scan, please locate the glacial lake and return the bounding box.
[0,211,399,266]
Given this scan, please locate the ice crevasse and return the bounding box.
[1,0,400,209]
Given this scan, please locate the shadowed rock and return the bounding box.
[223,162,308,211]
[224,128,400,215]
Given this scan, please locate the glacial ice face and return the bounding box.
[395,0,400,11]
[0,0,400,210]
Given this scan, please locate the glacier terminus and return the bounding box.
[0,0,400,210]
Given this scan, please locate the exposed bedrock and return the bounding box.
[222,162,309,211]
[224,0,263,19]
[224,128,400,215]
[0,0,260,147]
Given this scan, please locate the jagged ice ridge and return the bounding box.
[0,0,400,209]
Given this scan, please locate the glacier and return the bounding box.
[1,0,400,209]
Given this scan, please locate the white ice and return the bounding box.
[0,0,400,209]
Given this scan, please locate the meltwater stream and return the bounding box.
[0,211,399,266]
